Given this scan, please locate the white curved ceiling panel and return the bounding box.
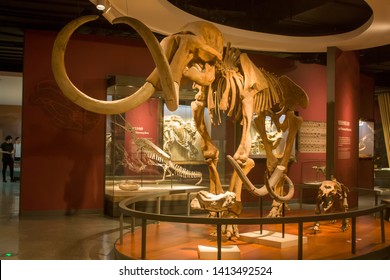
[96,0,390,53]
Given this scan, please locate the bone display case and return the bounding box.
[103,76,207,216]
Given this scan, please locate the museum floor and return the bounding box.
[1,180,389,260]
[0,180,119,260]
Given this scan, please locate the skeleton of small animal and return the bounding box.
[114,115,202,185]
[312,177,350,233]
[163,115,199,160]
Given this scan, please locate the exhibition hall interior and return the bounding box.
[1,0,390,260]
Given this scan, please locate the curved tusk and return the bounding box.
[227,155,294,201]
[113,17,178,111]
[265,167,295,202]
[227,155,268,197]
[52,15,177,114]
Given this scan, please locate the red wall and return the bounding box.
[332,51,360,207]
[21,30,156,214]
[124,99,160,175]
[284,62,327,183]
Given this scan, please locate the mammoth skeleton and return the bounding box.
[52,15,308,233]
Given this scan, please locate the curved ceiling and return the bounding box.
[167,0,373,37]
[100,0,390,53]
[0,0,389,87]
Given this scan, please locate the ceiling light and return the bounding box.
[96,0,106,11]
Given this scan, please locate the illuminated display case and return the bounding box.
[358,120,374,158]
[163,104,208,163]
[104,76,212,216]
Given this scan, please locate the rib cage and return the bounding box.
[253,68,283,115]
[209,44,287,125]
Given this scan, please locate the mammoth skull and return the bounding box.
[52,15,224,115]
[149,21,224,89]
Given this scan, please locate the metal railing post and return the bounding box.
[141,218,147,259]
[119,213,124,245]
[351,216,356,254]
[187,193,191,216]
[131,203,135,233]
[217,223,222,260]
[380,209,385,243]
[298,222,303,260]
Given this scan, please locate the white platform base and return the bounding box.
[239,230,307,248]
[198,245,241,260]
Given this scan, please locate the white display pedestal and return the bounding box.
[239,230,307,248]
[198,245,241,260]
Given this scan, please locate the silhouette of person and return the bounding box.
[1,135,15,182]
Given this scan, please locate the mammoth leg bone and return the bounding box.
[279,110,303,167]
[227,95,256,213]
[253,112,278,172]
[253,113,289,216]
[218,94,256,238]
[233,95,254,165]
[228,94,256,211]
[191,91,223,195]
[265,111,302,213]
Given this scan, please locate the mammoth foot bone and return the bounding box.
[209,222,240,240]
[267,201,290,218]
[191,191,241,240]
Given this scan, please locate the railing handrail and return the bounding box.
[119,190,385,225]
[118,188,387,260]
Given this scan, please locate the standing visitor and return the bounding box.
[0,135,15,182]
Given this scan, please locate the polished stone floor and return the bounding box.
[0,180,121,260]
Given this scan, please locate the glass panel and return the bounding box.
[104,76,213,216]
[358,120,374,158]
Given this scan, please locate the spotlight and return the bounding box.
[96,0,106,11]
